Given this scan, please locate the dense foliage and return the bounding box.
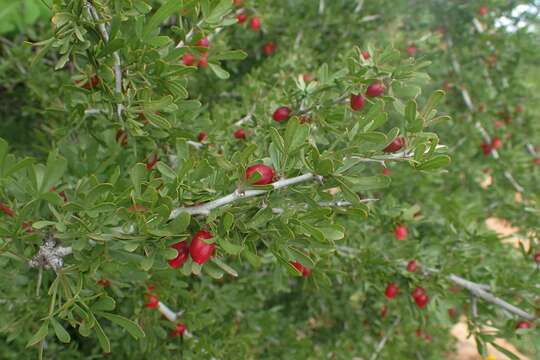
[0,1,538,359]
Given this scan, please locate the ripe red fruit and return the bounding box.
[116,129,128,146]
[350,93,365,111]
[533,158,540,165]
[197,36,209,48]
[290,261,311,277]
[168,241,189,269]
[233,128,246,139]
[128,204,146,212]
[303,73,314,82]
[272,106,292,122]
[182,53,196,66]
[77,74,100,90]
[481,142,492,156]
[382,167,391,176]
[189,229,215,265]
[146,154,158,170]
[394,225,408,241]
[479,5,488,17]
[407,260,417,272]
[515,104,524,113]
[411,287,425,299]
[233,0,243,6]
[0,202,14,217]
[383,137,405,153]
[198,56,209,68]
[263,41,276,56]
[171,323,187,337]
[414,293,429,308]
[236,13,247,23]
[145,294,159,309]
[21,221,33,233]
[534,251,540,263]
[516,321,532,329]
[147,284,156,292]
[250,16,261,31]
[246,164,275,185]
[361,50,370,60]
[384,282,399,299]
[97,279,110,288]
[407,45,416,57]
[491,137,502,149]
[197,132,207,142]
[448,308,457,318]
[494,120,504,128]
[366,82,385,97]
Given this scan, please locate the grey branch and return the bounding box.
[28,235,73,271]
[85,2,123,118]
[170,173,321,218]
[370,317,400,360]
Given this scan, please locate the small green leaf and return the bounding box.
[212,258,238,277]
[26,321,49,347]
[92,296,116,312]
[156,162,176,179]
[220,238,243,255]
[94,320,111,353]
[130,163,147,196]
[205,0,232,24]
[143,0,180,39]
[170,212,191,233]
[32,220,56,229]
[421,90,445,119]
[208,63,230,79]
[50,318,71,343]
[145,112,171,129]
[416,155,451,170]
[212,50,248,61]
[97,312,145,340]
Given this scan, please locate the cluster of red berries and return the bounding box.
[182,36,210,68]
[168,229,215,269]
[480,136,502,156]
[384,281,429,309]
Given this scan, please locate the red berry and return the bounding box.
[534,158,540,165]
[414,293,429,308]
[189,229,215,265]
[197,36,209,48]
[145,294,159,309]
[168,241,189,269]
[77,74,100,90]
[394,225,408,241]
[147,284,156,292]
[383,137,405,153]
[494,120,504,128]
[250,16,261,31]
[385,282,399,299]
[350,93,365,111]
[290,261,311,277]
[515,104,524,113]
[534,251,540,263]
[21,221,33,233]
[197,132,207,142]
[448,307,457,318]
[491,137,502,149]
[416,328,423,337]
[171,323,187,337]
[481,142,492,156]
[97,279,110,288]
[116,129,128,146]
[382,167,391,176]
[146,154,158,170]
[411,287,425,299]
[246,164,275,185]
[361,50,370,60]
[407,45,416,57]
[128,204,146,212]
[479,5,488,17]
[198,56,209,68]
[233,128,246,139]
[272,106,292,122]
[516,321,532,330]
[263,41,276,56]
[182,53,196,66]
[233,0,243,6]
[0,202,15,217]
[407,260,417,272]
[366,82,385,97]
[303,73,314,82]
[236,13,247,23]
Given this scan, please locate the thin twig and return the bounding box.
[370,317,400,360]
[169,173,321,218]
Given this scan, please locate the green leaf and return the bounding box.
[243,250,261,268]
[212,50,248,61]
[421,90,445,119]
[142,0,180,39]
[205,0,231,24]
[348,176,391,191]
[156,161,176,179]
[319,225,345,240]
[94,319,111,353]
[26,321,49,347]
[284,118,309,153]
[169,212,191,233]
[130,163,147,196]
[416,155,451,170]
[145,112,171,129]
[92,296,116,312]
[0,137,7,175]
[208,63,230,79]
[211,258,238,277]
[32,220,56,229]
[220,238,243,255]
[50,318,71,343]
[41,152,67,193]
[269,128,285,153]
[490,342,520,360]
[97,312,145,340]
